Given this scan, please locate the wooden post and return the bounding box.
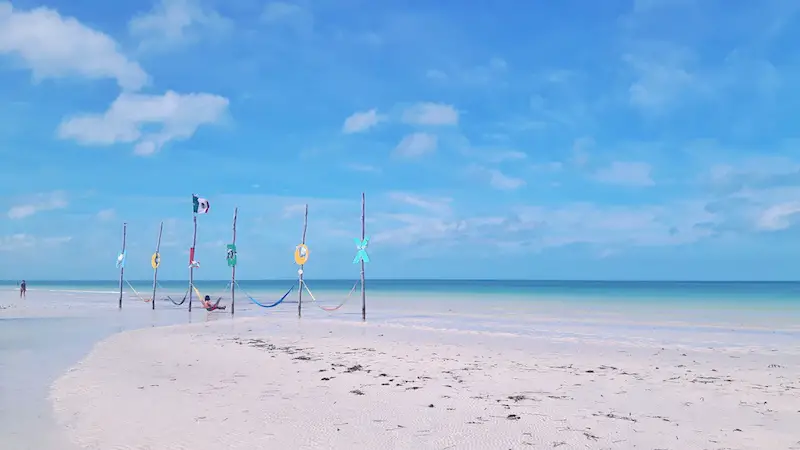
[298,204,308,318]
[189,214,197,312]
[231,207,238,315]
[151,221,163,310]
[118,222,127,309]
[361,192,366,321]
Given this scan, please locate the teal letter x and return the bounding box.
[353,237,370,264]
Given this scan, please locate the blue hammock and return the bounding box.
[242,284,294,308]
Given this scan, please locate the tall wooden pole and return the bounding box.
[298,204,308,318]
[189,214,197,312]
[361,193,366,321]
[230,207,238,315]
[151,221,163,310]
[118,222,127,309]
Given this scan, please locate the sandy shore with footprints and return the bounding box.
[52,316,799,449]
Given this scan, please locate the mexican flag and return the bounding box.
[192,194,210,214]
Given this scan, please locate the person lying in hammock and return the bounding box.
[203,294,225,311]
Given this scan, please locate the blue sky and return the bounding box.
[1,0,800,281]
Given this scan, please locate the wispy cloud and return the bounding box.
[571,138,593,167]
[96,208,116,221]
[373,197,715,252]
[128,0,232,51]
[594,162,655,187]
[504,201,713,250]
[8,191,68,219]
[388,192,452,214]
[460,146,528,164]
[0,234,72,252]
[623,43,697,113]
[342,109,383,134]
[426,58,508,87]
[756,201,800,231]
[393,132,437,158]
[467,165,526,190]
[401,102,459,126]
[261,1,313,35]
[343,163,381,173]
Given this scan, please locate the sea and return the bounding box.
[1,279,799,449]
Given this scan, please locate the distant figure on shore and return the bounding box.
[19,280,26,299]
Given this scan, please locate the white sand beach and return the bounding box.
[52,315,800,450]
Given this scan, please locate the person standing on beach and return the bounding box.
[19,280,26,299]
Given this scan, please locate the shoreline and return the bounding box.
[51,315,799,450]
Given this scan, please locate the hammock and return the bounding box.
[192,284,227,312]
[167,289,189,306]
[161,283,190,306]
[302,280,359,312]
[125,279,152,303]
[237,282,294,308]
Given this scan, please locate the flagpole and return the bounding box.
[151,221,163,310]
[189,213,197,313]
[361,193,366,321]
[118,222,127,309]
[230,207,238,315]
[298,204,308,318]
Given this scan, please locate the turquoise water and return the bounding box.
[0,311,199,450]
[4,279,800,332]
[5,279,800,301]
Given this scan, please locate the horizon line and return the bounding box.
[3,278,800,283]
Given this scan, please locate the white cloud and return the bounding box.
[571,137,593,166]
[594,161,655,187]
[344,163,381,173]
[372,213,503,248]
[57,90,229,155]
[128,0,232,50]
[690,157,800,234]
[488,150,527,163]
[0,234,72,252]
[372,196,715,251]
[467,165,526,190]
[624,48,695,112]
[261,2,313,34]
[487,169,526,190]
[428,58,508,86]
[96,208,116,221]
[393,132,437,158]
[756,201,800,231]
[388,192,452,214]
[281,203,307,219]
[401,102,459,126]
[530,161,563,172]
[507,201,712,249]
[262,2,304,21]
[425,69,447,81]
[0,2,148,90]
[8,191,68,219]
[632,0,693,13]
[342,109,383,134]
[463,147,528,163]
